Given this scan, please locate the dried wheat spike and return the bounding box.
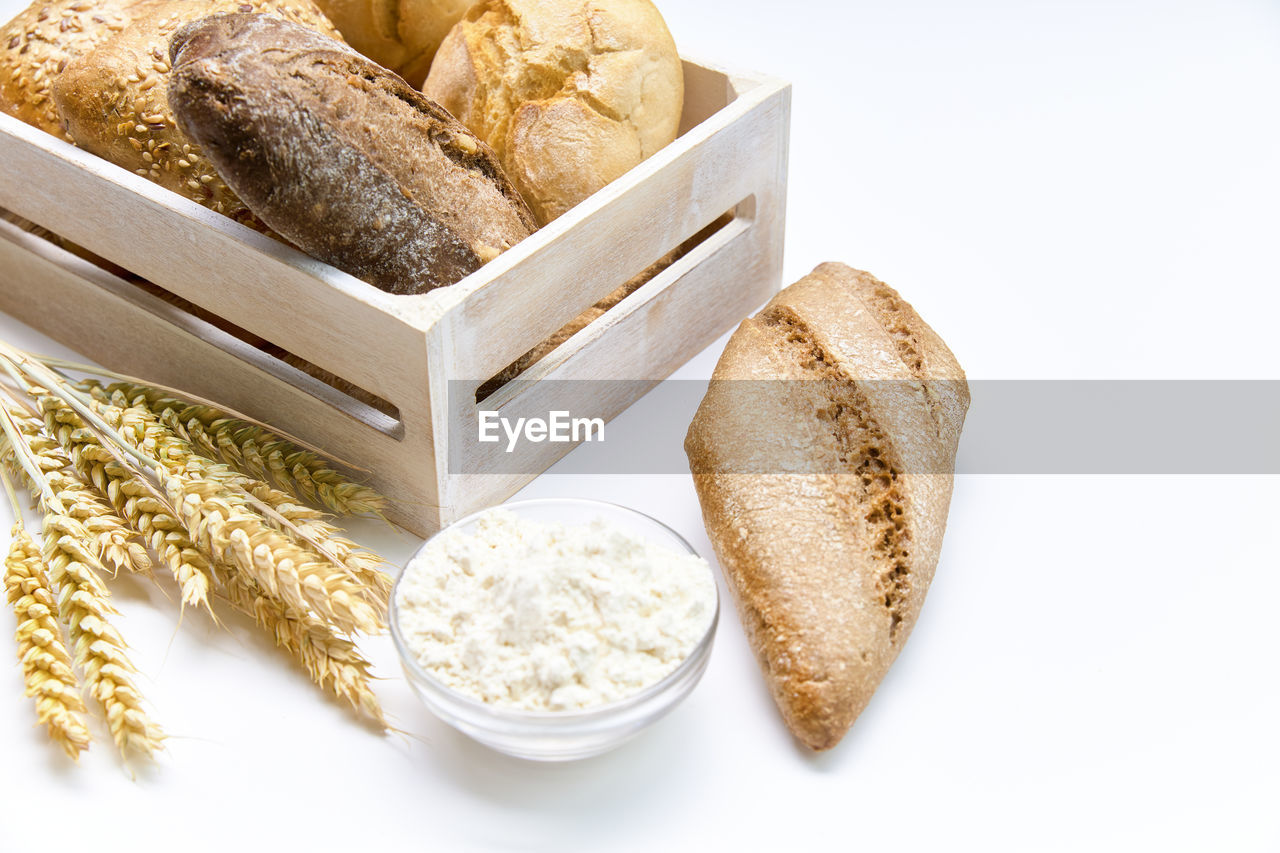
[217,475,391,611]
[9,403,151,577]
[41,399,215,614]
[220,567,385,726]
[91,386,389,604]
[168,476,383,635]
[86,392,384,631]
[3,525,92,759]
[42,514,164,759]
[84,381,386,516]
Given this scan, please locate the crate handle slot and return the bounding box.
[474,195,756,404]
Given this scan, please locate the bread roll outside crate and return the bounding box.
[685,263,969,750]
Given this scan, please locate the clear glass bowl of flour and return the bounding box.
[390,498,719,761]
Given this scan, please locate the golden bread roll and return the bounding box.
[423,0,683,224]
[311,0,473,87]
[0,0,149,138]
[684,263,969,750]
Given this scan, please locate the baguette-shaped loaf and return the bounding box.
[684,263,968,750]
[51,0,341,230]
[167,12,536,293]
[423,0,683,225]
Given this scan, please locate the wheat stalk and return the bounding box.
[219,568,384,725]
[218,475,391,610]
[3,516,92,760]
[35,388,387,722]
[0,347,392,754]
[42,513,164,758]
[5,403,150,577]
[85,381,386,516]
[167,476,381,634]
[84,388,386,627]
[0,396,164,761]
[39,397,216,614]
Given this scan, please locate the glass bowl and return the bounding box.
[389,498,719,762]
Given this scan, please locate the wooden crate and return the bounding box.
[0,59,790,536]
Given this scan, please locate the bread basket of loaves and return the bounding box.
[0,0,790,535]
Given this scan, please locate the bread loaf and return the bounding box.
[49,0,340,229]
[423,0,683,224]
[168,13,536,294]
[684,263,969,750]
[311,0,472,87]
[0,0,147,138]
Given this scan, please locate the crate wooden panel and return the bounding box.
[0,59,790,535]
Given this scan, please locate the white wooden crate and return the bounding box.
[0,59,790,535]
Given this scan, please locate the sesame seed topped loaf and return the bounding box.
[50,0,343,230]
[167,12,537,294]
[0,0,150,139]
[684,263,969,750]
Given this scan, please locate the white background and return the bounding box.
[1,0,1278,850]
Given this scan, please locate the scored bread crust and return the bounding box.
[684,262,969,750]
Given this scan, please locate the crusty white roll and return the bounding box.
[423,0,683,224]
[685,263,969,750]
[312,0,473,86]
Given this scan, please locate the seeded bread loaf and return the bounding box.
[312,0,472,87]
[167,13,536,293]
[0,0,148,138]
[423,0,683,224]
[50,0,341,229]
[684,263,969,750]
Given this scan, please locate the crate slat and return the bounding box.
[0,58,791,534]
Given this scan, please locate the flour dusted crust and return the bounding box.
[684,263,969,750]
[312,0,472,87]
[167,13,536,294]
[50,0,341,230]
[423,0,683,224]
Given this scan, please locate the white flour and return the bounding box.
[396,509,716,711]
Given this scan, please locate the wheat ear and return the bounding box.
[107,388,388,599]
[217,477,391,611]
[6,404,150,577]
[88,381,386,516]
[40,398,215,614]
[0,399,165,760]
[219,568,385,725]
[85,391,384,631]
[43,513,164,758]
[3,519,92,759]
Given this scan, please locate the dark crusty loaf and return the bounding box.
[684,262,969,750]
[167,13,537,293]
[51,0,341,231]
